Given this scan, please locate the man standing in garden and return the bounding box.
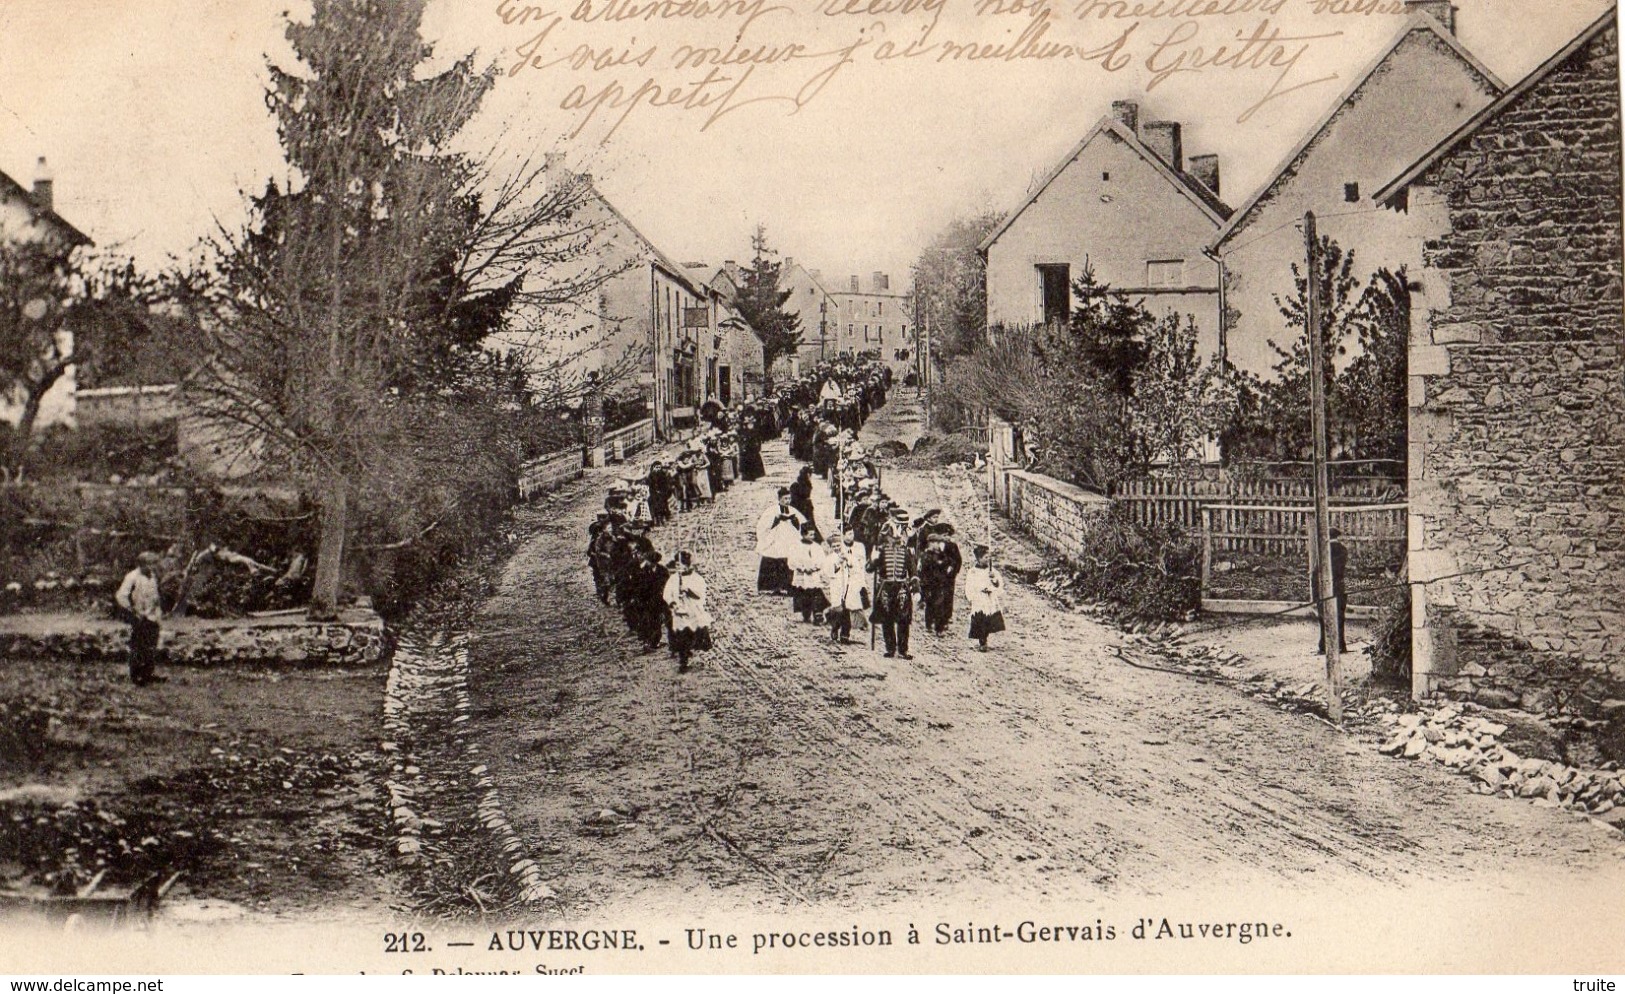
[116,551,166,686]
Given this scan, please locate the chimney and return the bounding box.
[31,156,53,212]
[1188,153,1220,197]
[1404,0,1456,34]
[1111,100,1139,132]
[1141,121,1183,173]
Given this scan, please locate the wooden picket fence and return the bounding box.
[1112,477,1402,533]
[1111,477,1407,611]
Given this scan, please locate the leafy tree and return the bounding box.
[941,272,1235,491]
[1130,311,1239,472]
[0,242,155,459]
[733,225,801,384]
[1222,236,1408,469]
[1340,267,1410,465]
[911,207,1002,363]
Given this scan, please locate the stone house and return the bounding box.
[1372,7,1623,707]
[545,173,716,437]
[706,257,834,383]
[0,156,93,431]
[830,271,916,380]
[981,100,1231,362]
[686,263,766,406]
[781,259,841,368]
[1210,0,1502,380]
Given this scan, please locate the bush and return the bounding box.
[1044,510,1201,622]
[1368,580,1412,685]
[905,432,981,468]
[24,421,178,483]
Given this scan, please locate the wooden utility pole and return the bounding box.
[922,306,933,430]
[1304,211,1343,723]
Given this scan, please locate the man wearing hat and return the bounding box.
[869,507,919,659]
[115,551,166,686]
[647,459,674,525]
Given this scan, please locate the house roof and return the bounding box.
[782,259,837,300]
[587,183,704,297]
[1211,12,1505,251]
[0,167,91,247]
[1374,5,1620,207]
[979,116,1232,255]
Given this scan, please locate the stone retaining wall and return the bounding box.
[517,448,584,500]
[605,418,655,460]
[0,612,388,668]
[997,469,1115,561]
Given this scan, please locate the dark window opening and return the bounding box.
[1038,264,1071,325]
[1344,182,1360,203]
[1102,171,1111,181]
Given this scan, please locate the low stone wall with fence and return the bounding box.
[997,469,1114,560]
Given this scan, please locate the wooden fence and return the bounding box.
[1199,502,1408,611]
[1113,477,1403,532]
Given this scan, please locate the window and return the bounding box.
[1102,171,1111,181]
[1146,259,1184,287]
[1037,264,1070,325]
[1344,182,1360,203]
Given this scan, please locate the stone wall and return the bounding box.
[518,448,584,500]
[998,470,1115,561]
[605,418,656,461]
[0,611,388,668]
[1404,19,1625,707]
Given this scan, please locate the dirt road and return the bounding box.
[466,393,1625,925]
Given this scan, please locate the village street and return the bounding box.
[461,392,1625,923]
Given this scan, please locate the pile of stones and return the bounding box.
[1376,702,1625,820]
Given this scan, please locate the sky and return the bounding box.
[0,0,1612,285]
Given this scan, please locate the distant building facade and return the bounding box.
[830,271,916,379]
[535,168,716,437]
[0,156,92,430]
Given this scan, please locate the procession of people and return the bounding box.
[584,351,1003,675]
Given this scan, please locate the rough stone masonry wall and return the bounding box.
[1407,22,1625,708]
[1,615,388,668]
[1000,470,1115,561]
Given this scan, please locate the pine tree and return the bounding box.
[733,225,801,384]
[197,0,498,619]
